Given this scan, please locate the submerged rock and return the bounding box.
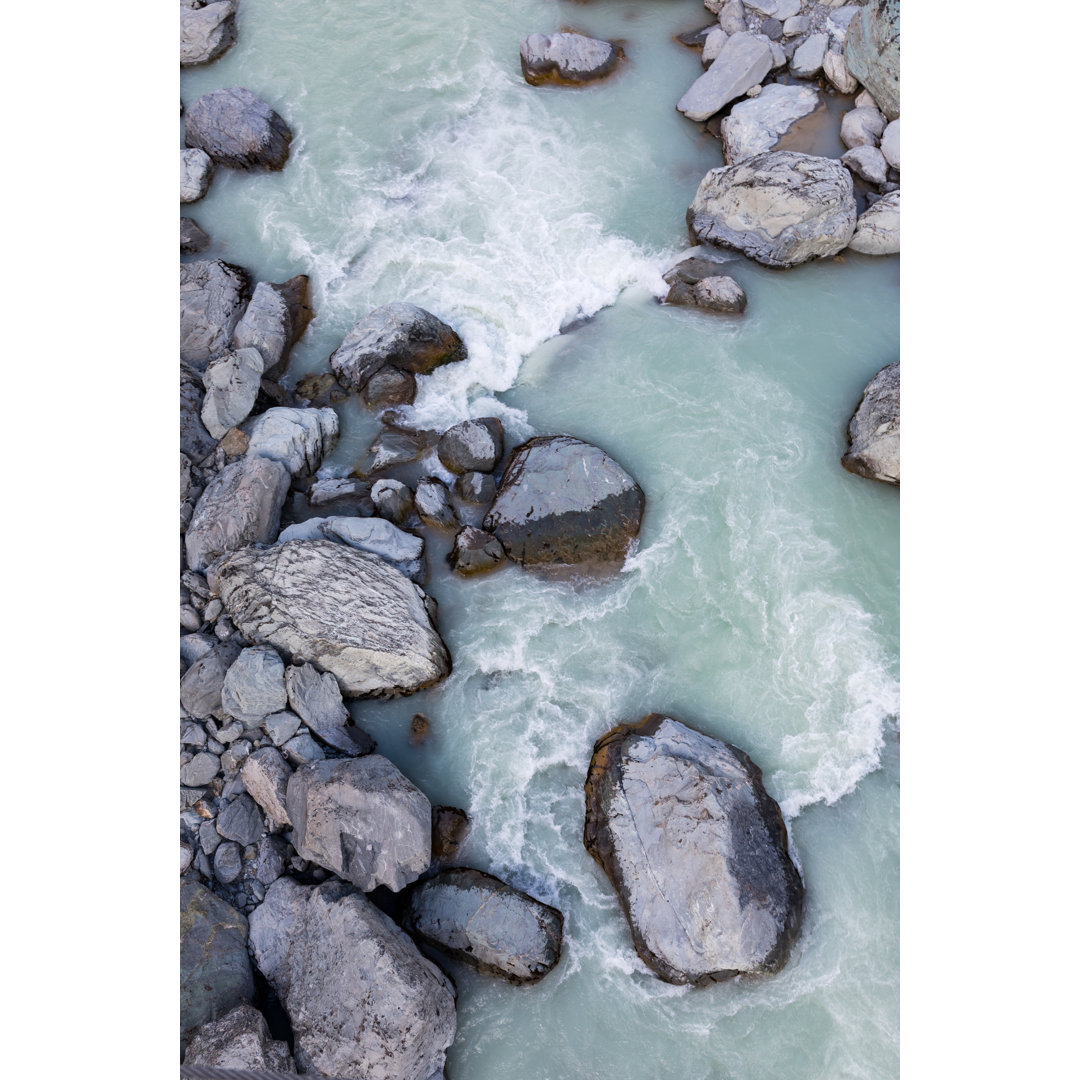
[520,32,623,86]
[249,877,456,1080]
[404,868,564,984]
[841,360,899,484]
[184,87,292,170]
[664,257,747,315]
[180,148,214,203]
[687,151,857,268]
[584,714,804,985]
[719,83,820,165]
[179,1,237,68]
[180,259,251,370]
[848,190,899,254]
[844,0,900,121]
[677,31,773,122]
[211,539,450,697]
[415,477,458,529]
[183,1002,295,1073]
[363,365,417,407]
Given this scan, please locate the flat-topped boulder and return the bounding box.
[719,83,820,165]
[180,1,237,68]
[184,87,292,170]
[404,868,564,984]
[677,31,773,122]
[687,151,857,268]
[201,347,264,439]
[841,360,899,484]
[584,714,804,985]
[848,190,899,255]
[845,0,900,121]
[210,539,450,697]
[483,435,645,574]
[181,259,251,370]
[249,878,456,1080]
[520,32,623,86]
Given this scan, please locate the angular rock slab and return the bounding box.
[180,259,251,370]
[688,151,857,268]
[841,360,899,484]
[404,868,564,984]
[844,0,900,121]
[520,32,623,86]
[211,539,450,697]
[184,87,292,170]
[180,881,254,1052]
[221,645,288,724]
[250,878,456,1080]
[181,362,217,463]
[677,31,773,122]
[286,755,431,891]
[483,435,645,573]
[583,714,804,985]
[448,526,505,575]
[183,1002,295,1073]
[719,83,820,166]
[179,1,237,68]
[848,190,899,255]
[231,280,298,381]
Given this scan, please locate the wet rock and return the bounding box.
[410,713,432,746]
[677,31,773,122]
[719,82,819,165]
[231,280,301,381]
[368,423,435,472]
[437,417,504,474]
[676,24,716,49]
[277,515,425,582]
[308,477,370,508]
[180,148,214,204]
[180,259,251,371]
[404,868,564,984]
[363,365,417,407]
[688,151,857,268]
[760,18,783,41]
[181,216,210,254]
[880,118,900,171]
[243,406,338,478]
[484,435,645,574]
[183,1002,295,1073]
[221,645,288,725]
[216,794,264,847]
[415,477,457,529]
[179,1,237,68]
[184,87,292,170]
[520,32,623,86]
[842,360,899,484]
[180,880,254,1051]
[844,0,900,121]
[200,347,264,440]
[823,48,859,94]
[371,478,416,527]
[431,806,469,861]
[294,371,348,408]
[584,714,804,985]
[841,144,888,186]
[664,259,747,315]
[848,189,899,255]
[249,877,456,1080]
[184,455,291,572]
[841,105,886,150]
[448,526,505,575]
[286,755,431,891]
[790,32,828,79]
[330,303,467,392]
[212,539,450,697]
[180,640,244,720]
[453,471,496,527]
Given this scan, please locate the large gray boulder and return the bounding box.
[844,0,900,121]
[286,756,431,891]
[520,32,623,86]
[403,868,564,984]
[437,417,504,475]
[848,190,899,255]
[276,515,425,582]
[180,881,254,1052]
[414,477,457,529]
[677,32,773,122]
[687,151,857,268]
[183,1002,295,1073]
[229,282,291,381]
[483,435,645,574]
[330,302,467,392]
[180,148,214,204]
[249,877,456,1080]
[719,83,820,165]
[841,360,899,484]
[184,87,293,170]
[583,714,804,985]
[184,455,291,572]
[181,362,218,462]
[210,539,450,697]
[242,406,339,477]
[281,660,374,756]
[200,347,265,439]
[664,257,747,315]
[179,1,237,68]
[180,259,251,370]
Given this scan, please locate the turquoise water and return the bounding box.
[183,2,899,1076]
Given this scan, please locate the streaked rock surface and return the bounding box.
[719,83,820,165]
[276,515,425,582]
[180,148,214,203]
[201,347,264,439]
[180,259,251,370]
[184,87,292,170]
[841,360,899,484]
[183,1002,295,1073]
[179,1,237,68]
[844,0,900,120]
[242,406,339,477]
[848,190,899,255]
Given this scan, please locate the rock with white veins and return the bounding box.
[183,1002,295,1074]
[823,48,859,94]
[181,148,214,204]
[249,877,456,1080]
[242,407,339,477]
[677,31,773,122]
[841,360,899,484]
[519,32,623,86]
[180,259,251,371]
[184,87,292,171]
[286,756,432,891]
[201,347,264,440]
[719,82,819,165]
[221,645,288,725]
[687,151,857,268]
[584,714,804,985]
[179,1,237,68]
[211,539,450,698]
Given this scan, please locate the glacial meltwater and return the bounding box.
[182,0,899,1076]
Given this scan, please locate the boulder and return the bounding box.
[363,365,416,407]
[211,539,450,697]
[718,0,747,33]
[184,455,291,572]
[330,303,467,392]
[180,881,254,1052]
[221,645,288,725]
[371,478,416,527]
[368,424,436,472]
[827,4,863,43]
[847,189,899,254]
[276,515,425,582]
[286,756,431,891]
[790,32,828,79]
[179,1,237,68]
[180,639,243,720]
[216,794,265,847]
[687,151,857,268]
[284,661,350,730]
[700,27,728,65]
[584,714,804,985]
[437,417,504,474]
[880,118,900,171]
[448,526,505,575]
[783,15,809,36]
[415,477,457,529]
[249,877,456,1080]
[483,436,644,573]
[181,362,218,463]
[201,347,265,439]
[719,82,819,165]
[231,280,299,381]
[841,145,888,186]
[840,105,886,149]
[822,48,859,94]
[181,750,221,787]
[841,360,899,484]
[520,32,623,86]
[184,87,292,170]
[180,216,210,254]
[180,259,251,370]
[183,1002,295,1073]
[844,0,900,121]
[403,868,564,984]
[242,406,339,477]
[180,148,214,204]
[240,747,293,829]
[677,32,773,122]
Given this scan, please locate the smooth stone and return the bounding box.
[687,151,857,268]
[371,478,416,527]
[790,32,828,79]
[277,515,425,582]
[363,365,417,407]
[880,118,900,170]
[404,868,564,984]
[847,189,899,254]
[760,18,783,41]
[662,257,747,314]
[308,477,369,507]
[179,1,237,68]
[415,477,457,529]
[212,539,450,697]
[842,360,899,484]
[216,794,264,847]
[368,424,434,471]
[448,526,505,575]
[437,417,504,474]
[183,1002,295,1074]
[841,145,888,185]
[844,0,900,120]
[286,756,431,892]
[520,32,622,86]
[242,406,339,477]
[181,751,221,788]
[701,27,729,65]
[230,281,294,381]
[719,82,819,165]
[221,646,288,725]
[584,715,804,984]
[180,148,214,204]
[180,259,251,371]
[180,640,243,720]
[181,216,211,254]
[184,87,292,170]
[840,105,886,149]
[262,710,302,747]
[249,878,456,1080]
[200,347,264,440]
[741,0,777,14]
[823,48,859,94]
[240,749,293,829]
[181,363,218,463]
[782,15,809,36]
[691,275,748,313]
[677,32,773,122]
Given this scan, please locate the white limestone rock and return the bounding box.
[841,360,899,484]
[790,32,828,79]
[823,48,859,94]
[880,118,900,171]
[179,1,237,68]
[840,105,886,149]
[841,145,888,186]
